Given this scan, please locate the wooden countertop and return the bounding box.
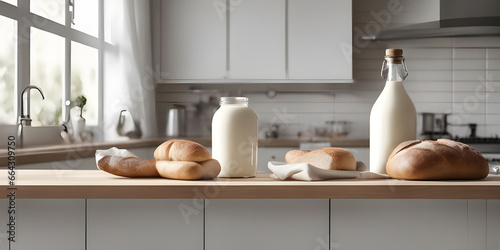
[0,138,369,166]
[1,170,499,199]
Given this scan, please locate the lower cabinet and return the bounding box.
[205,199,329,250]
[87,199,203,250]
[0,199,11,249]
[488,199,500,250]
[11,199,85,250]
[1,198,498,249]
[330,199,470,250]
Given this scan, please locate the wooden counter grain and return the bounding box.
[1,170,499,199]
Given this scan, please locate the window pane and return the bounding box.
[31,27,64,126]
[31,0,65,25]
[0,16,17,125]
[1,0,17,6]
[72,0,98,37]
[71,41,98,126]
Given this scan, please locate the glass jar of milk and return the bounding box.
[370,49,416,174]
[212,97,258,178]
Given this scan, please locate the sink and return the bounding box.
[20,125,65,147]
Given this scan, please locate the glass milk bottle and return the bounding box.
[212,97,258,177]
[370,49,416,174]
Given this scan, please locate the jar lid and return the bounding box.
[386,49,403,56]
[220,97,248,105]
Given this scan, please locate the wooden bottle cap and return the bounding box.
[386,49,403,56]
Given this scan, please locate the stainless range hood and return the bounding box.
[363,0,500,40]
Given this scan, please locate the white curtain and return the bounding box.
[103,0,157,140]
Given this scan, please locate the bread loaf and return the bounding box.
[386,139,489,180]
[98,156,159,177]
[98,140,220,180]
[199,159,222,179]
[285,147,356,170]
[156,161,203,180]
[154,139,211,162]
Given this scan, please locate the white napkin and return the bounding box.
[95,147,138,170]
[268,161,390,181]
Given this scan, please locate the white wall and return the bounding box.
[155,0,500,140]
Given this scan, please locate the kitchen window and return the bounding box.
[0,0,102,128]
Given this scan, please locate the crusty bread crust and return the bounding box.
[154,139,212,162]
[386,139,489,180]
[156,161,202,180]
[98,156,159,177]
[285,147,356,170]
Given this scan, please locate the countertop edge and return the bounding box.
[1,170,499,199]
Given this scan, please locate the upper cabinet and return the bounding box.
[229,0,287,79]
[159,0,226,79]
[155,0,352,83]
[288,0,352,80]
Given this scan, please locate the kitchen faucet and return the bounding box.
[18,85,45,126]
[17,85,45,147]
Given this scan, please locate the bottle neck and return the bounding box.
[386,63,406,82]
[381,56,408,82]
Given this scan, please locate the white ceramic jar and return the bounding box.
[212,97,258,178]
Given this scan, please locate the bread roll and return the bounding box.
[285,147,356,170]
[199,159,221,179]
[154,139,211,162]
[156,161,202,180]
[386,139,489,180]
[98,156,159,177]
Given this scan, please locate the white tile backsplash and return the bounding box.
[487,59,500,70]
[487,49,500,59]
[453,49,486,59]
[155,0,500,140]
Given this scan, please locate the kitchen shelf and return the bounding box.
[1,170,499,199]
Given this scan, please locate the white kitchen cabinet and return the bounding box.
[14,199,86,250]
[487,199,500,250]
[343,147,369,165]
[87,199,203,250]
[156,0,352,82]
[160,0,226,80]
[229,0,286,79]
[0,199,10,249]
[288,0,352,80]
[205,199,329,250]
[330,199,469,250]
[257,147,295,172]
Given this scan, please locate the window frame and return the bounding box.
[0,0,103,134]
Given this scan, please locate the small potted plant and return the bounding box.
[72,95,87,142]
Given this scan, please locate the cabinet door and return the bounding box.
[257,147,295,172]
[229,0,286,79]
[331,199,468,250]
[205,199,329,250]
[14,199,85,250]
[343,147,369,165]
[0,199,10,249]
[288,0,352,80]
[488,199,500,250]
[87,199,203,250]
[160,0,226,79]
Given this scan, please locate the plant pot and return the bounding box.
[72,115,86,142]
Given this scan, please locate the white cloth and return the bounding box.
[268,161,390,181]
[95,147,137,170]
